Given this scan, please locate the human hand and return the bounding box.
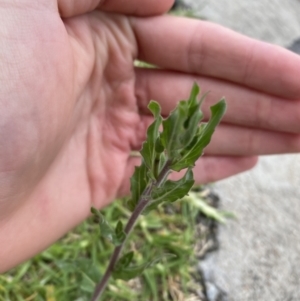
[1,0,300,272]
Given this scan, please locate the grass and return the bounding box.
[0,188,229,301]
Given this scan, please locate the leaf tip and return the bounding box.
[91,207,98,215]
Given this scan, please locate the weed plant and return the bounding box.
[0,84,226,301]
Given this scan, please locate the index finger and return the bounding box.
[58,0,173,18]
[131,15,300,99]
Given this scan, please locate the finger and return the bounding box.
[118,156,258,197]
[135,68,300,133]
[58,0,173,18]
[206,124,300,156]
[133,112,300,157]
[172,156,258,184]
[131,15,300,99]
[133,103,300,156]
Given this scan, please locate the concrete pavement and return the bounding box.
[184,1,300,300]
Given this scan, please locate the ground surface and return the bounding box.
[184,1,300,300]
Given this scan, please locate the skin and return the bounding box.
[0,0,300,272]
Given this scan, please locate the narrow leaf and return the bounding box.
[188,83,200,108]
[186,192,235,223]
[196,99,226,150]
[115,221,126,244]
[171,99,226,171]
[112,253,176,281]
[181,85,206,146]
[140,101,162,174]
[161,100,188,155]
[115,251,134,270]
[186,83,201,122]
[130,162,149,210]
[154,136,164,153]
[180,107,203,146]
[91,208,117,244]
[126,199,136,212]
[112,263,149,281]
[143,169,194,214]
[115,220,123,235]
[157,152,168,176]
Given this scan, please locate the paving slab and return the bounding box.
[186,0,300,46]
[183,1,300,300]
[201,155,300,301]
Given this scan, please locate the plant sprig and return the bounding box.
[90,83,226,301]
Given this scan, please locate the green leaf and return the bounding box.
[115,251,134,270]
[160,83,207,157]
[154,136,164,153]
[91,208,125,246]
[126,199,136,212]
[90,207,98,216]
[115,220,123,235]
[180,85,207,147]
[171,99,226,171]
[115,221,126,244]
[91,208,116,243]
[157,151,168,175]
[140,101,162,174]
[112,263,149,281]
[187,83,200,108]
[196,99,226,150]
[161,100,188,156]
[185,83,202,122]
[189,194,226,223]
[188,89,208,118]
[129,162,149,211]
[143,169,194,214]
[112,253,176,281]
[180,106,203,147]
[148,100,161,117]
[80,272,96,293]
[186,192,236,223]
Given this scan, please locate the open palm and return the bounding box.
[1,0,300,272]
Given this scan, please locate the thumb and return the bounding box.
[58,0,174,18]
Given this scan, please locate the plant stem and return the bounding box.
[90,160,171,301]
